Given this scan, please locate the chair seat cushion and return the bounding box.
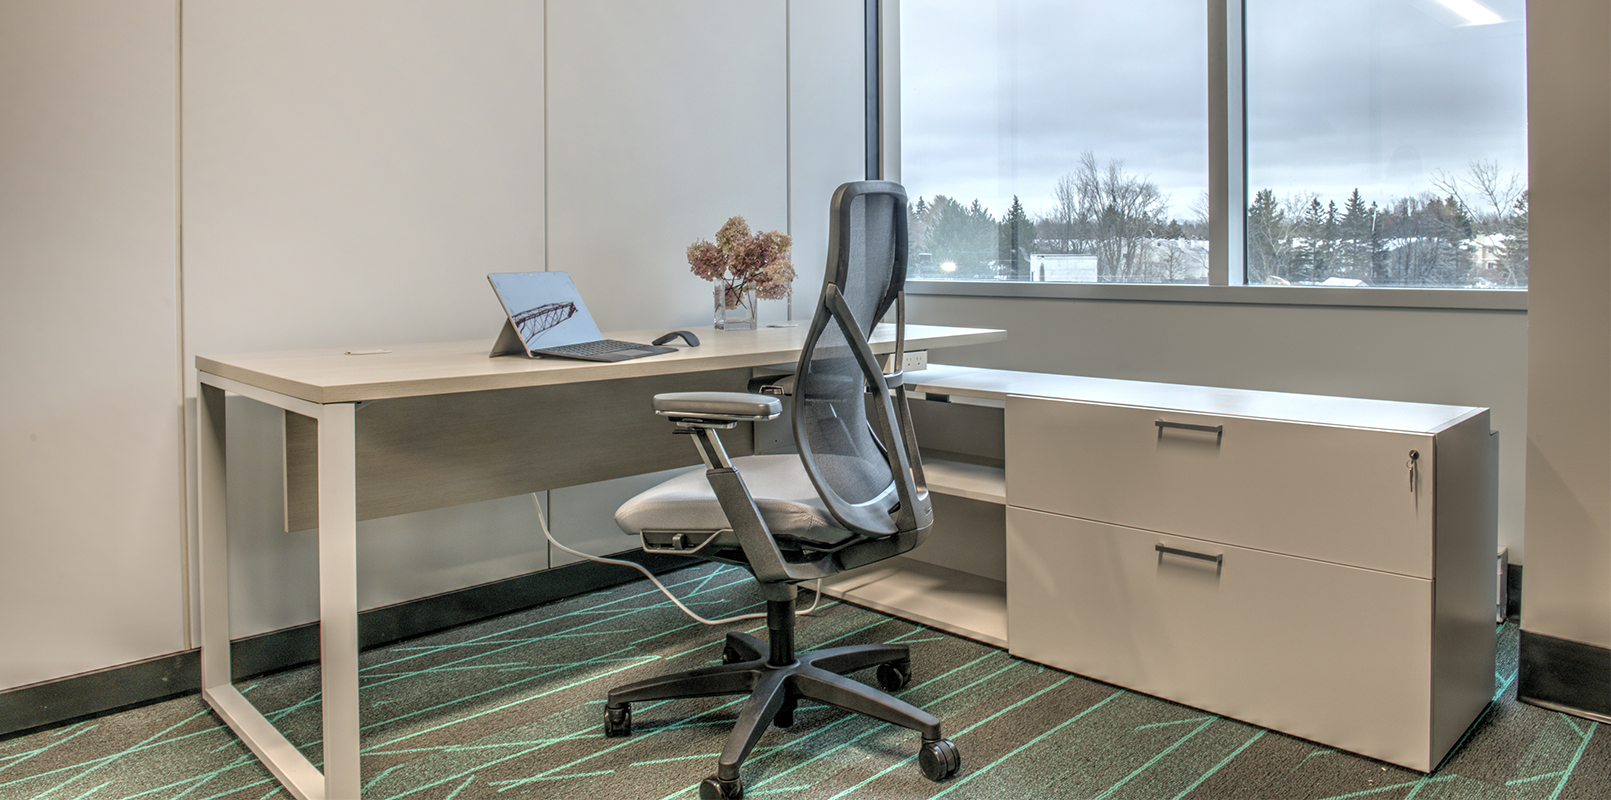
[614,454,855,548]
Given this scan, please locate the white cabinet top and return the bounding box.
[907,365,1485,434]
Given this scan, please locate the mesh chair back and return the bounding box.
[792,181,930,537]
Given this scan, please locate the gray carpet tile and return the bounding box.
[0,563,1601,800]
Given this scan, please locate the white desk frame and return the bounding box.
[193,324,1004,800]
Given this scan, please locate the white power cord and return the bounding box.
[531,493,824,626]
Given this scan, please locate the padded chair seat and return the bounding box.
[614,454,856,548]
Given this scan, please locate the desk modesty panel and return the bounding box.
[279,368,760,530]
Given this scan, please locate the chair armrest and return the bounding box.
[653,392,782,422]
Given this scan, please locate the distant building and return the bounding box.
[1030,253,1099,282]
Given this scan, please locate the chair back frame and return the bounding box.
[791,181,932,540]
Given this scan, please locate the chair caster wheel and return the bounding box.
[604,704,631,737]
[876,660,911,691]
[918,738,961,782]
[699,774,743,799]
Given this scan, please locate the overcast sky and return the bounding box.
[898,0,1528,222]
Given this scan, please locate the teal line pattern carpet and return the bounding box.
[1,563,1603,799]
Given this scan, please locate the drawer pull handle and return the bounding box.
[1155,544,1224,565]
[1155,419,1223,436]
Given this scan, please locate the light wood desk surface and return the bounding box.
[198,323,1006,405]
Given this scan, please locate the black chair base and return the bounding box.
[603,600,960,799]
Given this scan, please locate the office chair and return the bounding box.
[607,181,959,799]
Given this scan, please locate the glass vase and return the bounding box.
[714,282,758,330]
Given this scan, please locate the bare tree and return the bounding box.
[1432,160,1528,285]
[1039,172,1085,254]
[1433,160,1525,229]
[1054,151,1168,280]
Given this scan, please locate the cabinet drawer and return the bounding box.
[1006,507,1438,770]
[1006,395,1434,577]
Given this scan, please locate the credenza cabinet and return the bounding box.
[1005,389,1497,773]
[819,366,1498,773]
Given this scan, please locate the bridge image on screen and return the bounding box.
[513,301,578,343]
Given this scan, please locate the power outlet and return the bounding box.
[900,350,928,372]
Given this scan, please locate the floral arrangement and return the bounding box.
[687,216,795,310]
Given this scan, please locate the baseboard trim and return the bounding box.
[1519,629,1611,722]
[0,651,200,741]
[0,551,693,739]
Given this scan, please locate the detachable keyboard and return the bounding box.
[541,339,645,357]
[533,338,677,362]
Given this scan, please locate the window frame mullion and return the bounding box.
[1209,0,1247,287]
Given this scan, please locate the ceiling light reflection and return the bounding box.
[1433,0,1504,26]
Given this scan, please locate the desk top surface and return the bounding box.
[197,324,1006,404]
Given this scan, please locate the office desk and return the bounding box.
[194,323,1004,800]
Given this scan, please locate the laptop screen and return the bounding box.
[487,272,605,352]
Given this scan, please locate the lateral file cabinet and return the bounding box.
[816,366,1497,771]
[1005,392,1497,772]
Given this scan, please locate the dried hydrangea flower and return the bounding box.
[688,215,795,301]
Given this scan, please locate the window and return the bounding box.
[1246,0,1528,288]
[896,0,1527,290]
[900,0,1209,284]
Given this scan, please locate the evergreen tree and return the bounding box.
[1290,198,1339,284]
[907,197,929,271]
[998,196,1035,280]
[1318,200,1340,282]
[926,197,997,278]
[1444,195,1475,244]
[1434,195,1475,285]
[1502,191,1528,286]
[1246,189,1287,283]
[1366,201,1389,285]
[1291,199,1320,282]
[1339,189,1373,279]
[1386,195,1463,286]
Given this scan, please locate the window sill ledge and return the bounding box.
[905,280,1527,312]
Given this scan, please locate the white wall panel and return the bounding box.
[787,0,870,315]
[545,0,789,332]
[182,0,546,356]
[0,0,183,690]
[182,0,548,636]
[1520,0,1611,647]
[539,0,792,571]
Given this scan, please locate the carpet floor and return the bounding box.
[1,563,1603,799]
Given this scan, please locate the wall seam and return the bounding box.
[542,0,552,568]
[174,0,193,652]
[785,0,793,321]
